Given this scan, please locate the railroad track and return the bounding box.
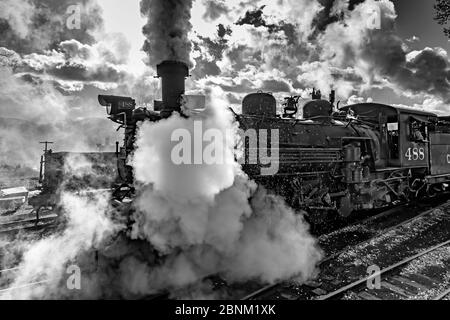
[1,200,448,300]
[0,212,58,234]
[434,288,450,300]
[0,266,32,298]
[243,200,450,300]
[0,280,50,296]
[317,239,450,300]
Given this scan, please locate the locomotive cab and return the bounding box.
[341,103,436,169]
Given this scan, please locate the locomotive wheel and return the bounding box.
[338,194,353,218]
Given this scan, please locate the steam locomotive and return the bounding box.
[34,60,450,221]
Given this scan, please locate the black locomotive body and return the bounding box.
[33,60,450,220]
[238,99,450,218]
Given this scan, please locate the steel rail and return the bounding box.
[316,239,450,300]
[0,218,57,234]
[0,280,50,294]
[433,288,450,300]
[242,202,446,300]
[0,267,21,274]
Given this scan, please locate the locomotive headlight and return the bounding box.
[106,104,113,115]
[98,95,136,116]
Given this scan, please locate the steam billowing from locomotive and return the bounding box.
[127,91,322,294]
[2,82,323,300]
[1,0,324,299]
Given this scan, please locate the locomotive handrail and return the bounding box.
[339,136,372,140]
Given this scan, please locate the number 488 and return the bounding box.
[405,147,425,161]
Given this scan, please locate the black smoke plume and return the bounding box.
[141,0,194,67]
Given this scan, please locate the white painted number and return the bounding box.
[419,148,425,160]
[405,148,425,161]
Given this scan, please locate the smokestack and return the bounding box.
[157,60,189,118]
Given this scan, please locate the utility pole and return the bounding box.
[39,141,53,183]
[40,141,54,154]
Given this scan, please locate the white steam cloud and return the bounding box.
[1,154,121,299]
[126,88,322,295]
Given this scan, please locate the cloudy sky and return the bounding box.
[395,0,449,52]
[0,0,449,165]
[96,0,450,109]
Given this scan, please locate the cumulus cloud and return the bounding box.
[202,0,229,21]
[0,0,142,167]
[317,0,450,103]
[0,58,122,167]
[0,0,103,54]
[6,32,133,91]
[2,0,450,167]
[175,0,447,114]
[0,0,35,39]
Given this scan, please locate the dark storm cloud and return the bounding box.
[0,0,103,54]
[361,28,450,102]
[198,25,232,61]
[0,1,134,93]
[310,0,368,36]
[18,73,45,87]
[307,0,450,104]
[191,24,233,79]
[227,45,263,71]
[202,0,229,21]
[45,62,125,83]
[261,79,291,93]
[3,37,129,86]
[191,59,221,78]
[236,6,273,30]
[235,1,369,41]
[404,48,450,99]
[217,24,233,42]
[312,0,341,32]
[219,79,255,93]
[0,0,131,168]
[235,4,298,43]
[226,92,241,105]
[348,0,367,10]
[0,59,122,166]
[58,38,131,65]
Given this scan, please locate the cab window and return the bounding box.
[409,118,427,142]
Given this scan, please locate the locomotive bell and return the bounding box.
[303,100,333,119]
[156,60,189,118]
[242,92,277,117]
